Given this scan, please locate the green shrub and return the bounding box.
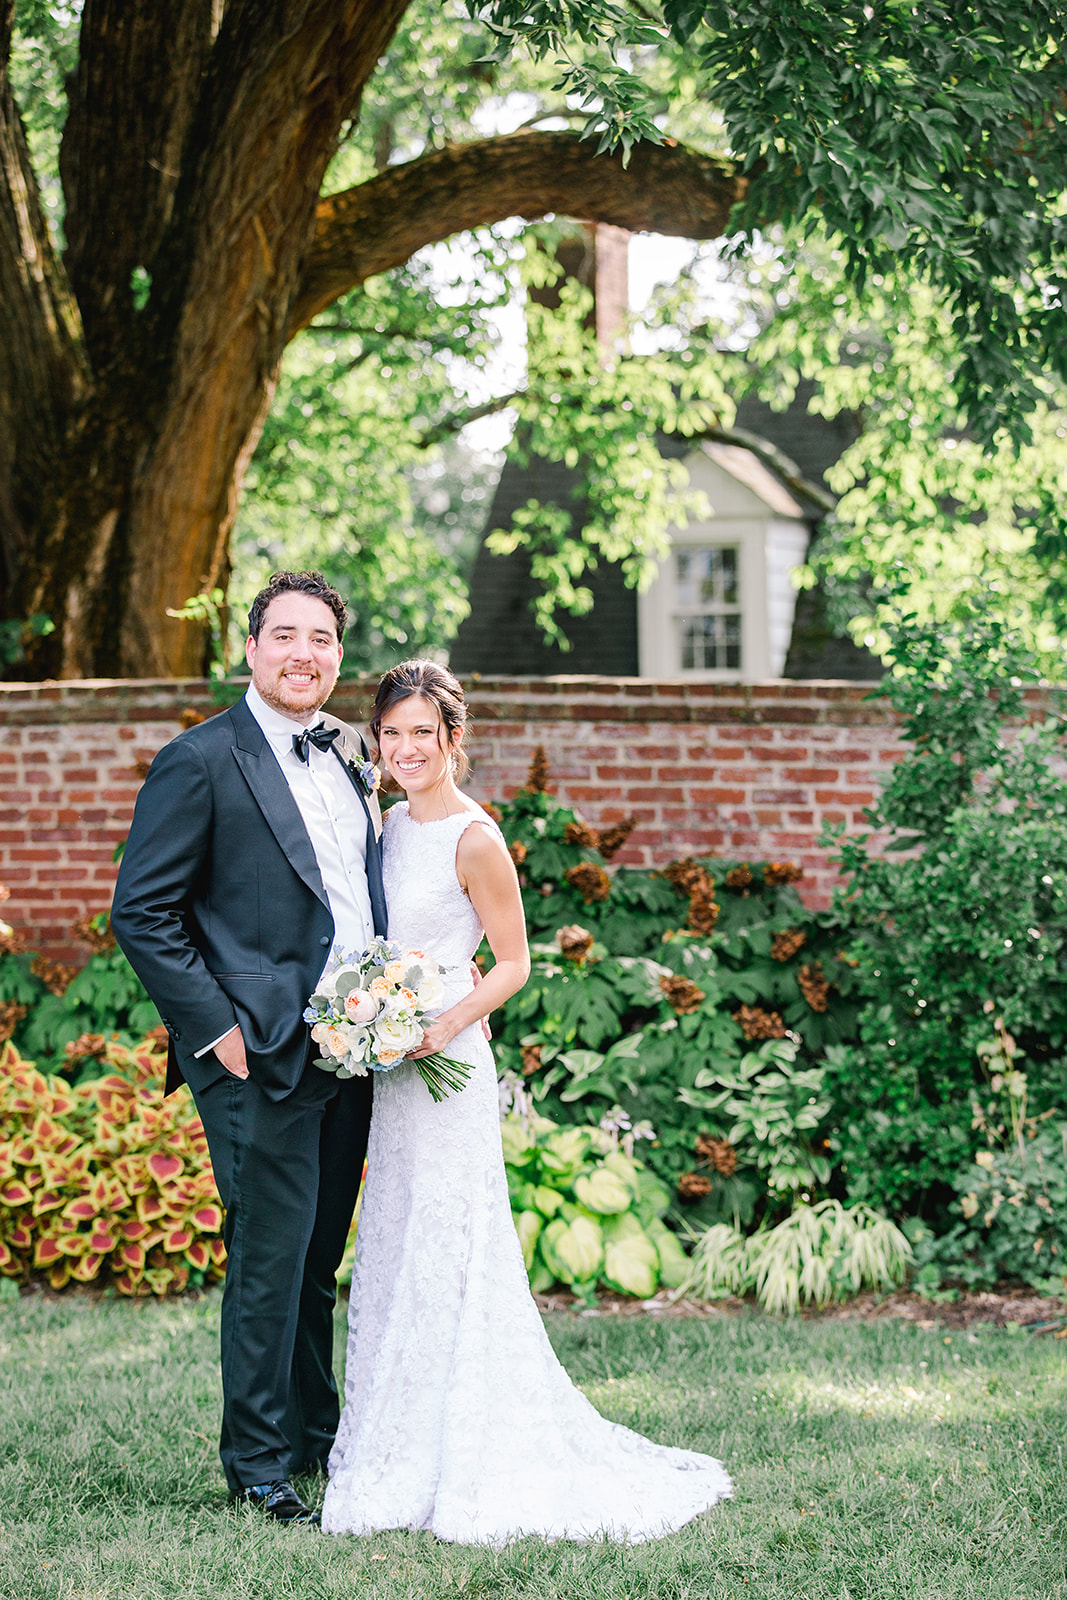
[0,909,160,1077]
[822,605,1067,1222]
[908,1024,1067,1296]
[489,758,859,1225]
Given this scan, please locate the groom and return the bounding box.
[111,570,386,1523]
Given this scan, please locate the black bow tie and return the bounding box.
[292,722,341,764]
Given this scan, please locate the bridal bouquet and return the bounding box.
[304,937,472,1102]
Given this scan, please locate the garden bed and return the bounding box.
[535,1284,1067,1328]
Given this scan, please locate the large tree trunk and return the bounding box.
[0,2,747,679]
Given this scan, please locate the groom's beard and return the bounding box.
[253,661,340,720]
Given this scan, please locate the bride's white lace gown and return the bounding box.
[322,804,731,1544]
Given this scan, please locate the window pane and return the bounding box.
[675,546,739,607]
[678,613,743,671]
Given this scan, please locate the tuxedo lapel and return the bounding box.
[228,699,330,910]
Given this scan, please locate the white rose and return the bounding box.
[310,1021,332,1047]
[416,974,444,1012]
[382,961,408,984]
[375,1047,404,1066]
[344,989,380,1024]
[373,1014,423,1058]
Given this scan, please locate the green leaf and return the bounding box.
[514,1210,544,1271]
[572,1165,633,1215]
[540,1215,605,1285]
[603,1229,660,1298]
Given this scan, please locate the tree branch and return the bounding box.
[416,389,526,447]
[289,131,748,334]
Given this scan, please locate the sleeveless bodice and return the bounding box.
[381,802,498,977]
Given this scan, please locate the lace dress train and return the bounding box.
[322,805,731,1544]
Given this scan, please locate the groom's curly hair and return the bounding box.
[247,571,347,642]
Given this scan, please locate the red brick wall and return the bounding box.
[1,675,903,962]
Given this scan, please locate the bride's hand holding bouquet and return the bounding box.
[304,937,472,1102]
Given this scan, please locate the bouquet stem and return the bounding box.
[414,1053,474,1103]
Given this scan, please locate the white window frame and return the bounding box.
[672,545,743,674]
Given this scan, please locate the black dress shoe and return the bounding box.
[239,1479,320,1524]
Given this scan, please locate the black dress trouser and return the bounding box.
[192,1062,373,1493]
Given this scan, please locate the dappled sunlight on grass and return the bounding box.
[0,1294,1063,1599]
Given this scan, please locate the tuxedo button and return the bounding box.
[319,936,330,946]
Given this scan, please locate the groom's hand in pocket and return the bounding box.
[214,1025,249,1080]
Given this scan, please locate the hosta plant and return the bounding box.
[501,1110,689,1305]
[0,1039,225,1295]
[683,1199,912,1316]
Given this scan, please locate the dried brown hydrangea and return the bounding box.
[687,884,720,936]
[595,817,637,860]
[695,1134,738,1176]
[525,745,552,794]
[764,861,804,886]
[30,957,77,997]
[564,863,611,904]
[677,1171,713,1202]
[483,802,504,825]
[771,928,807,962]
[664,858,711,898]
[179,707,206,729]
[659,974,706,1014]
[563,821,599,849]
[64,1032,108,1064]
[70,911,117,953]
[0,923,25,956]
[521,1044,543,1076]
[734,1004,786,1040]
[556,924,595,964]
[508,840,527,867]
[724,863,755,891]
[130,757,153,779]
[0,1002,27,1042]
[798,961,830,1012]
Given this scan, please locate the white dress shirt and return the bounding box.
[196,683,375,1056]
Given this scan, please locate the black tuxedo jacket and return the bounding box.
[111,696,387,1101]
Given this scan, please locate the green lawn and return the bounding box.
[0,1292,1063,1599]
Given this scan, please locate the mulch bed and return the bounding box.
[534,1286,1067,1332]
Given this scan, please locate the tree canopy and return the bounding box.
[2,0,1065,677]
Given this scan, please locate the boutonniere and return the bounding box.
[349,757,382,797]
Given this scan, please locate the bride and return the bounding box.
[321,660,731,1544]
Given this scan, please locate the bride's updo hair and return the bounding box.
[370,660,469,780]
